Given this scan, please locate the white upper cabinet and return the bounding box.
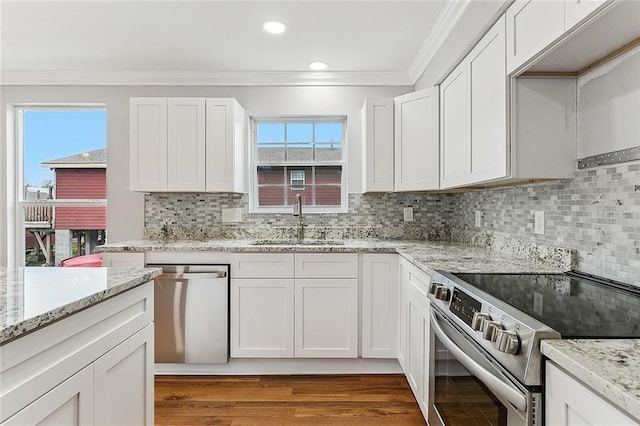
[167,98,206,192]
[441,16,507,189]
[440,61,470,189]
[129,98,168,192]
[506,0,565,74]
[394,87,440,191]
[468,17,508,184]
[205,98,245,193]
[361,98,394,192]
[129,97,245,193]
[564,0,610,30]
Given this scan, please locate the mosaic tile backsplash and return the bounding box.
[144,159,639,285]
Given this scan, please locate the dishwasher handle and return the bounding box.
[158,271,227,280]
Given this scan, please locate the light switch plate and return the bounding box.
[222,208,242,223]
[475,211,482,228]
[403,207,414,222]
[534,211,545,235]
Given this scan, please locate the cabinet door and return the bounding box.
[564,0,610,31]
[129,97,168,191]
[2,365,93,426]
[295,279,358,358]
[101,252,145,267]
[394,88,440,191]
[167,98,206,191]
[440,62,470,189]
[361,98,394,192]
[361,254,399,358]
[468,15,508,184]
[506,0,565,74]
[406,283,430,416]
[545,362,637,425]
[205,98,245,192]
[94,324,154,426]
[397,260,409,372]
[231,278,295,358]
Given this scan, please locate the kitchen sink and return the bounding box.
[251,239,345,246]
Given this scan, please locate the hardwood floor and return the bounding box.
[155,374,426,425]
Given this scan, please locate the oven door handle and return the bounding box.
[430,309,528,414]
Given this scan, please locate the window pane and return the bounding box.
[315,143,342,161]
[286,188,313,206]
[288,167,311,190]
[287,123,313,142]
[288,141,314,162]
[257,166,285,185]
[257,123,285,162]
[315,186,342,206]
[257,123,285,143]
[315,166,342,185]
[315,123,343,143]
[258,186,285,206]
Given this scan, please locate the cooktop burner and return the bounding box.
[453,272,640,338]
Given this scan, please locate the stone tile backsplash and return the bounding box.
[144,159,639,285]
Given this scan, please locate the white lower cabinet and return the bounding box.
[231,278,295,357]
[295,278,358,358]
[3,366,94,426]
[361,254,399,358]
[398,257,431,419]
[397,260,409,372]
[545,361,637,426]
[230,253,362,359]
[101,252,145,267]
[0,282,154,425]
[94,324,154,425]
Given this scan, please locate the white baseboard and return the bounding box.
[155,358,402,375]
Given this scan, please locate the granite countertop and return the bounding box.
[0,266,161,345]
[98,239,572,274]
[542,340,640,422]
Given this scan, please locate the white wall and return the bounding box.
[577,46,640,158]
[0,85,412,265]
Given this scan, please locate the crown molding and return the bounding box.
[0,70,414,87]
[407,0,472,84]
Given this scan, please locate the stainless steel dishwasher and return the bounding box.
[149,264,229,364]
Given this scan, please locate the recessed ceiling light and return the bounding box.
[262,21,286,34]
[308,61,328,71]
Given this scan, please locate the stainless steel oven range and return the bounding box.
[427,271,640,426]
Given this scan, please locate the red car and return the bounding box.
[60,253,103,267]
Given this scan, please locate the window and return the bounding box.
[10,106,107,267]
[251,117,347,213]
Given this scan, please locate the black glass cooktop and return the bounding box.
[453,272,640,338]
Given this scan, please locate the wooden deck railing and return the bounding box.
[24,205,53,224]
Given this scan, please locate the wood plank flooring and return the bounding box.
[155,374,426,425]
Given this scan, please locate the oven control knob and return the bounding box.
[495,330,520,354]
[429,282,440,295]
[482,321,502,341]
[471,313,491,331]
[434,286,450,301]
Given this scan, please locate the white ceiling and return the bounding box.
[0,0,479,86]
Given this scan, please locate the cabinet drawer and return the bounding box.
[295,253,358,278]
[231,254,295,278]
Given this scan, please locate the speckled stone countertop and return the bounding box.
[98,239,573,273]
[542,340,640,422]
[0,267,161,345]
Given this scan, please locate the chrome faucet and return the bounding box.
[293,193,304,240]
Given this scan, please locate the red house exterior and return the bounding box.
[54,168,106,229]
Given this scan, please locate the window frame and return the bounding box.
[7,104,107,267]
[250,116,348,214]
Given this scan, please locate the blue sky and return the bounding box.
[23,110,107,187]
[257,122,343,145]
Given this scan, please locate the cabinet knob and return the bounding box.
[471,312,491,331]
[495,330,520,354]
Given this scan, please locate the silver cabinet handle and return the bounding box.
[158,272,227,280]
[430,309,527,414]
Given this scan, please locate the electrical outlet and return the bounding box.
[534,211,545,235]
[403,207,414,222]
[475,211,482,228]
[222,208,242,223]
